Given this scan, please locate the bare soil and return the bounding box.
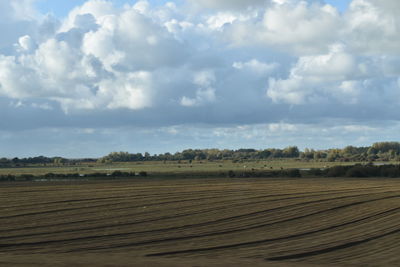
[1,178,400,266]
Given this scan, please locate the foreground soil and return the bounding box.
[1,178,400,266]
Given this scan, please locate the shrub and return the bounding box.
[308,168,323,176]
[87,172,107,177]
[345,166,369,177]
[239,172,253,178]
[380,166,400,177]
[285,169,301,177]
[19,174,34,181]
[0,175,15,181]
[227,170,236,177]
[326,166,349,177]
[111,171,123,177]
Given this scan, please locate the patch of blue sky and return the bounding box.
[36,0,174,18]
[324,0,351,12]
[37,0,351,18]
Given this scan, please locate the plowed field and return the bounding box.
[1,178,400,266]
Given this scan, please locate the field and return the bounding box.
[1,177,400,266]
[0,159,382,176]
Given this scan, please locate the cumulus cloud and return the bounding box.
[266,39,400,106]
[266,44,358,104]
[0,0,38,53]
[98,71,153,110]
[224,1,341,54]
[0,0,400,155]
[345,0,400,55]
[17,35,35,51]
[0,0,191,111]
[188,0,267,10]
[181,70,217,107]
[180,87,216,107]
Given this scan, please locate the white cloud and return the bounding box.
[98,71,153,110]
[181,70,217,107]
[17,35,35,51]
[0,55,41,98]
[233,59,278,75]
[59,0,115,33]
[267,77,307,104]
[225,1,341,54]
[334,124,377,133]
[207,12,238,30]
[193,70,215,87]
[181,87,216,107]
[0,1,191,112]
[345,0,400,55]
[293,44,356,82]
[180,96,197,107]
[9,0,39,20]
[188,0,266,10]
[0,0,399,143]
[0,1,38,53]
[133,0,150,15]
[265,44,379,104]
[267,122,298,133]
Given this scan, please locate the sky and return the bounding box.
[0,0,400,158]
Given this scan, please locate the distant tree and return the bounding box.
[283,146,300,158]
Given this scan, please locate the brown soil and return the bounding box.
[1,178,400,266]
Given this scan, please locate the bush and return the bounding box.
[345,166,369,177]
[380,165,400,177]
[308,168,323,176]
[239,172,253,178]
[139,171,147,177]
[0,175,15,181]
[326,166,349,177]
[227,170,236,177]
[87,172,107,177]
[111,171,124,177]
[348,165,380,177]
[19,174,35,181]
[284,169,301,177]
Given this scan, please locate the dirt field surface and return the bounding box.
[1,178,400,266]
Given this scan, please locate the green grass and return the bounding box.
[0,159,389,176]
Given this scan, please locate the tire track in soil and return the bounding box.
[0,189,372,235]
[2,193,398,252]
[1,190,389,240]
[0,188,241,212]
[146,207,400,257]
[266,227,400,261]
[140,196,400,256]
[0,191,237,221]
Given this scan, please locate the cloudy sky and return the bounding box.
[1,0,399,158]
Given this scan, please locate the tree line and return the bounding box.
[98,142,400,163]
[1,142,400,167]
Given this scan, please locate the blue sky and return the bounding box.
[325,0,351,12]
[36,0,173,17]
[37,0,351,17]
[0,0,400,157]
[36,0,89,16]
